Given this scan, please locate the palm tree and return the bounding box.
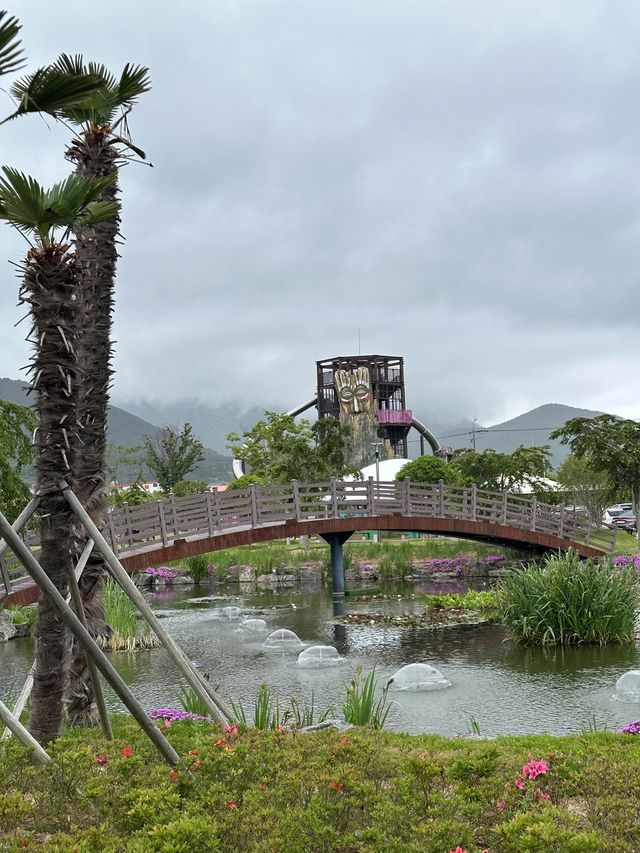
[8,59,151,725]
[0,167,117,744]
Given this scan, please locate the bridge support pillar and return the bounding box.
[320,532,352,597]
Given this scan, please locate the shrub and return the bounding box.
[498,551,639,645]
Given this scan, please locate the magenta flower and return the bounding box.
[514,777,525,790]
[522,759,548,780]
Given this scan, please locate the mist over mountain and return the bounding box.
[0,378,233,484]
[1,376,614,478]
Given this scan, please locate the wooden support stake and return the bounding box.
[67,545,113,740]
[1,539,97,741]
[0,509,182,769]
[0,698,51,765]
[61,482,232,725]
[291,480,301,521]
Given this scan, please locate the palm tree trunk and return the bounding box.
[64,127,120,726]
[22,246,79,745]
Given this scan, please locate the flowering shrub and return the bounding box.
[145,566,177,582]
[617,720,640,734]
[147,708,213,723]
[612,554,640,570]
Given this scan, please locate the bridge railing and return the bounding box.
[1,480,617,594]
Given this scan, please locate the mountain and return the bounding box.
[0,377,233,484]
[437,404,604,468]
[118,398,271,455]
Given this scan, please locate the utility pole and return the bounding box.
[371,441,383,543]
[471,417,477,452]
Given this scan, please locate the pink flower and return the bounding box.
[224,724,239,735]
[121,745,133,758]
[496,799,505,811]
[277,724,287,734]
[514,777,525,790]
[522,759,548,780]
[449,847,468,853]
[188,749,199,756]
[96,754,108,766]
[534,789,551,802]
[164,719,172,729]
[227,801,237,809]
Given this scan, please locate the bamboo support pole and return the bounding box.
[0,698,51,765]
[0,509,182,768]
[66,543,113,740]
[1,539,97,741]
[0,497,41,559]
[61,482,232,724]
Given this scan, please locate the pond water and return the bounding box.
[2,575,640,737]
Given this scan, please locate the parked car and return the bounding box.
[611,511,636,533]
[603,504,633,525]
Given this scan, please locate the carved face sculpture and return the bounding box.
[334,367,374,418]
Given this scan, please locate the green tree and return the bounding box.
[227,412,358,484]
[143,424,205,492]
[451,445,551,492]
[551,415,640,540]
[8,56,151,726]
[395,455,459,484]
[0,167,118,745]
[173,479,208,497]
[556,454,611,524]
[105,443,144,484]
[0,399,35,522]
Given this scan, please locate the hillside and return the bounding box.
[0,377,233,484]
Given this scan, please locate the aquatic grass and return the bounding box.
[178,674,213,717]
[4,603,38,632]
[98,579,160,651]
[343,668,393,729]
[425,590,499,614]
[183,554,210,584]
[498,550,639,646]
[231,684,285,730]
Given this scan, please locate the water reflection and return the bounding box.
[2,577,640,737]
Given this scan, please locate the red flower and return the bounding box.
[215,738,226,747]
[227,801,237,809]
[329,780,344,792]
[169,770,179,782]
[341,736,350,745]
[96,754,108,766]
[193,759,202,769]
[189,749,199,756]
[121,746,133,759]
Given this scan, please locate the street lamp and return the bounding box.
[371,441,383,543]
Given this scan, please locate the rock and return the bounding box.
[11,622,30,638]
[238,566,256,583]
[299,719,354,733]
[278,574,296,586]
[172,574,193,585]
[257,574,279,589]
[0,614,17,642]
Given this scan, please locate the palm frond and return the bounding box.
[0,167,118,245]
[4,67,104,123]
[117,63,151,106]
[0,11,25,78]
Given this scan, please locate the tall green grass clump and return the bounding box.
[499,551,639,646]
[343,668,393,728]
[99,579,160,651]
[184,554,210,584]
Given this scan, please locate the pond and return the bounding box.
[2,574,640,737]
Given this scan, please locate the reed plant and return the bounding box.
[98,579,160,651]
[343,668,393,729]
[231,684,285,730]
[184,554,210,584]
[498,551,639,646]
[178,673,212,716]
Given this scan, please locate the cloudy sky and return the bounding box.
[1,0,639,426]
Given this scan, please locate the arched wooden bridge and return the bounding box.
[1,479,616,605]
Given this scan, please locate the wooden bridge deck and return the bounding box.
[1,480,616,606]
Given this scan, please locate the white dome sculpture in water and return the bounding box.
[221,606,243,620]
[237,618,268,634]
[297,645,344,668]
[262,628,304,650]
[616,670,640,701]
[388,663,450,692]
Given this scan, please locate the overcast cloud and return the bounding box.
[1,0,639,426]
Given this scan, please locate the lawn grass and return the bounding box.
[2,718,640,851]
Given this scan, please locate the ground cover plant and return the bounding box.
[499,551,639,645]
[2,719,640,851]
